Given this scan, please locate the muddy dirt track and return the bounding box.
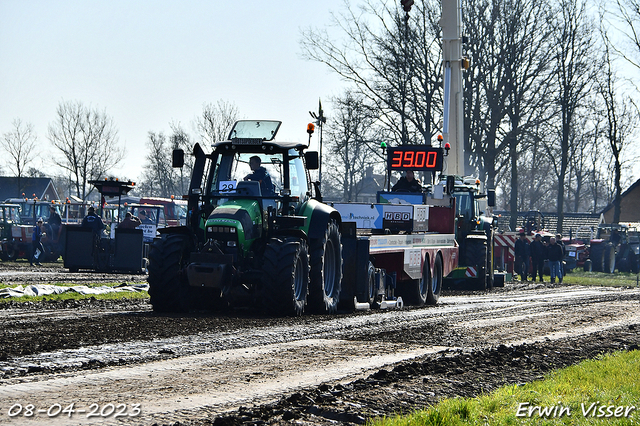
[0,261,639,425]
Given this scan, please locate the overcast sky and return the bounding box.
[0,0,347,182]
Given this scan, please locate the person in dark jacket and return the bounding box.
[82,206,105,237]
[547,237,564,283]
[30,218,45,266]
[244,156,274,195]
[514,231,530,281]
[117,212,142,229]
[392,170,422,192]
[530,233,545,282]
[47,206,63,243]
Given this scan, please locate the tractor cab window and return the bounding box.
[453,191,473,220]
[289,155,309,201]
[224,153,282,196]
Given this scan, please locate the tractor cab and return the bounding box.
[175,120,320,253]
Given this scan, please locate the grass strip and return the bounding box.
[562,271,640,287]
[372,350,640,425]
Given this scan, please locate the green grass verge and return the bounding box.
[561,270,640,287]
[371,350,640,426]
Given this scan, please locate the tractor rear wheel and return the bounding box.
[630,252,640,274]
[308,220,343,314]
[464,237,488,290]
[1,243,17,261]
[589,244,605,272]
[148,234,189,313]
[604,243,616,273]
[261,237,309,316]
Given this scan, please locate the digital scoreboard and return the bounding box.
[387,146,444,172]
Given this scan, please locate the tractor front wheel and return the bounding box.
[261,237,309,316]
[148,234,189,313]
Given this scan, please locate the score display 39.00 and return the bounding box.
[387,146,444,172]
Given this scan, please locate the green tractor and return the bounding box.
[442,176,496,290]
[0,204,20,261]
[147,120,343,316]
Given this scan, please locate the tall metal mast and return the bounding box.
[441,0,465,177]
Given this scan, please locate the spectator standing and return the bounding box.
[31,218,45,266]
[555,234,565,255]
[514,230,530,281]
[530,233,545,282]
[48,206,63,242]
[547,237,564,283]
[82,206,105,237]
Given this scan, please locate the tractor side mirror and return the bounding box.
[445,175,455,195]
[305,151,319,170]
[172,149,184,168]
[487,189,496,207]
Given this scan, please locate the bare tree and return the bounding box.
[1,118,37,193]
[324,91,381,202]
[48,101,125,201]
[196,100,240,146]
[550,0,597,232]
[137,123,194,198]
[300,0,443,147]
[596,40,638,223]
[463,0,511,184]
[138,132,173,197]
[607,0,640,69]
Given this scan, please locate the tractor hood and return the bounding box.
[206,199,262,242]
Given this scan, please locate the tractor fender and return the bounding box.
[304,199,342,240]
[157,226,198,249]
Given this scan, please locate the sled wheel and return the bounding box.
[398,255,429,307]
[427,254,443,305]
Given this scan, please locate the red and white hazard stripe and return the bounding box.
[465,267,477,278]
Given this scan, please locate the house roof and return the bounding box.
[0,176,60,202]
[600,178,640,215]
[493,211,603,237]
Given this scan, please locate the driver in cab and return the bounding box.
[244,155,274,195]
[392,170,422,192]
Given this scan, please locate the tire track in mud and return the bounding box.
[0,286,639,425]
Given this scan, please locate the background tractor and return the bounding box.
[148,120,343,316]
[441,176,497,290]
[585,223,639,273]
